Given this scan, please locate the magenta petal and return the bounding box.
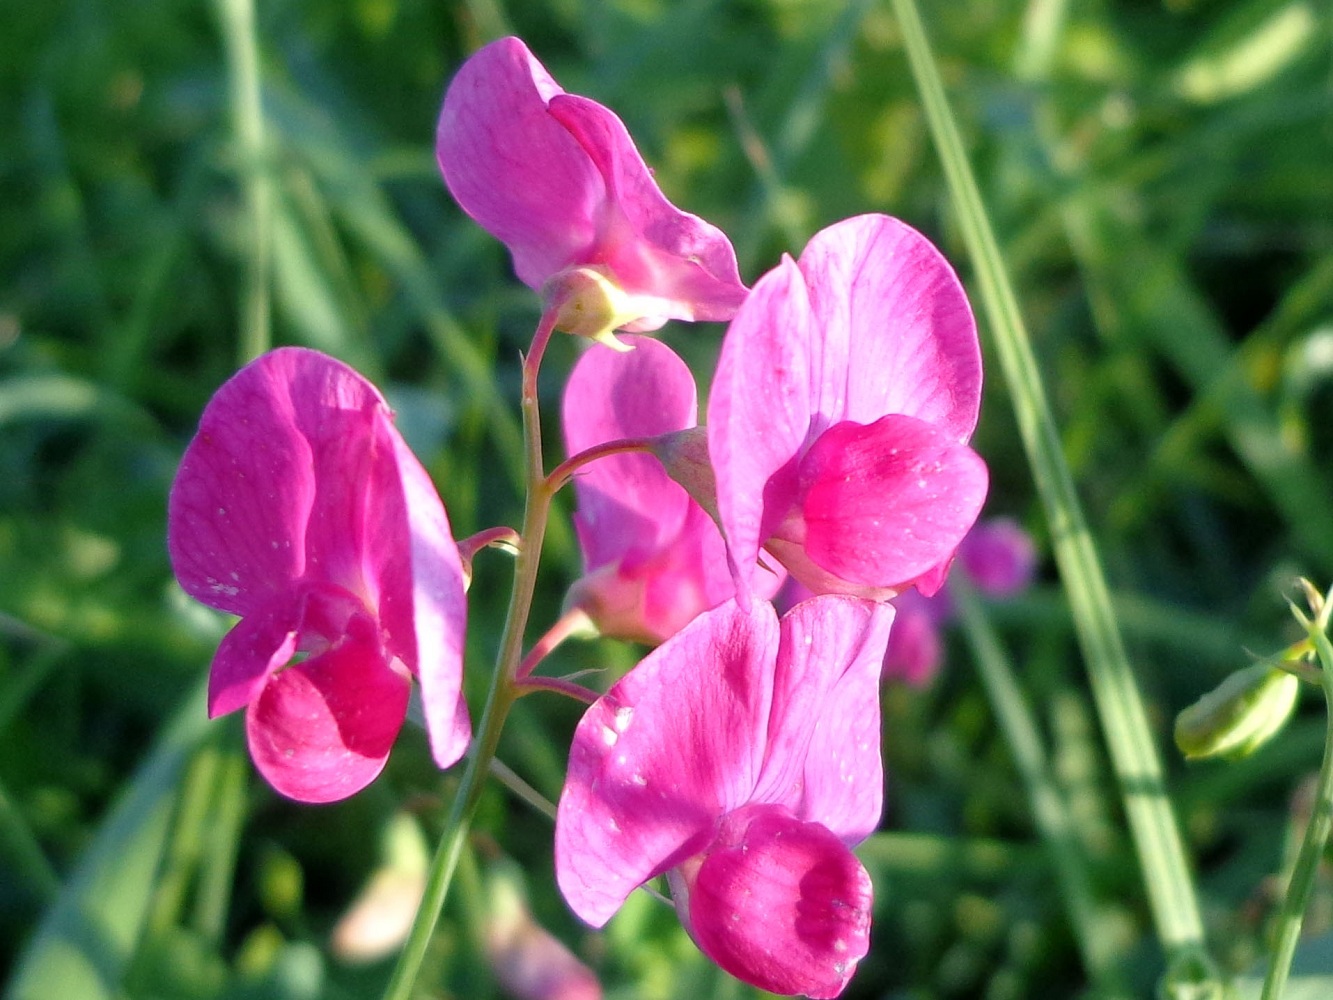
[797,214,982,440]
[547,95,747,323]
[753,597,892,842]
[799,415,989,590]
[685,805,872,999]
[708,257,816,596]
[168,351,322,616]
[208,597,300,719]
[555,600,779,927]
[437,38,602,290]
[247,637,410,803]
[369,418,471,770]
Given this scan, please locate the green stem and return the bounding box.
[0,774,58,904]
[1261,618,1333,1000]
[890,0,1213,981]
[953,579,1127,998]
[380,311,559,1000]
[216,0,272,364]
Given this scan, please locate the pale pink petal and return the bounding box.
[679,804,872,999]
[708,257,816,597]
[798,415,989,591]
[247,635,410,803]
[168,350,320,616]
[959,517,1037,597]
[437,37,602,290]
[751,597,892,842]
[547,95,747,323]
[555,600,779,926]
[798,214,981,441]
[564,336,698,570]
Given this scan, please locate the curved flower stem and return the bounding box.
[516,607,594,681]
[380,309,560,1000]
[1261,607,1333,1000]
[953,579,1128,998]
[890,0,1214,985]
[546,436,657,493]
[514,674,600,705]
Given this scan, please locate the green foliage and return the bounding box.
[2,0,1331,997]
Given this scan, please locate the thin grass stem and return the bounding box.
[953,579,1128,997]
[1261,599,1333,1000]
[216,0,272,364]
[890,0,1214,983]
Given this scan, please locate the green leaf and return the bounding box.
[3,681,209,1000]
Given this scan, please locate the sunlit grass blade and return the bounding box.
[4,681,209,1000]
[889,0,1216,984]
[953,579,1128,997]
[216,0,272,365]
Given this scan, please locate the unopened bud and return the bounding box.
[543,266,640,349]
[1175,664,1300,761]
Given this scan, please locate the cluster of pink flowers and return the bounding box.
[168,36,996,998]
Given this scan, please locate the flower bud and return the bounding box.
[1175,664,1300,761]
[543,266,641,348]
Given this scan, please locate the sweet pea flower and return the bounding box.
[881,517,1038,686]
[168,348,469,802]
[708,213,989,602]
[562,336,782,643]
[437,37,748,336]
[555,596,892,998]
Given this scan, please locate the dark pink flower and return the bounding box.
[555,596,892,997]
[708,214,989,602]
[437,37,748,333]
[168,348,469,802]
[562,336,782,643]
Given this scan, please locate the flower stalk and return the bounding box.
[380,309,560,1000]
[1261,583,1333,1000]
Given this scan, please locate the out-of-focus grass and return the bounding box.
[1,0,1330,997]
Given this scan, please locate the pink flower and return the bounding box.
[880,589,944,687]
[708,214,989,602]
[437,37,748,333]
[562,336,782,643]
[881,517,1038,686]
[168,348,470,802]
[555,596,892,998]
[957,516,1036,597]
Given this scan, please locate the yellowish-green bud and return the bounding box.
[1175,664,1300,761]
[543,265,640,349]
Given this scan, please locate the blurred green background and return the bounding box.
[1,0,1331,997]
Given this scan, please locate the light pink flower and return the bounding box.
[562,336,782,643]
[708,214,989,602]
[437,37,748,332]
[555,596,892,998]
[168,348,469,802]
